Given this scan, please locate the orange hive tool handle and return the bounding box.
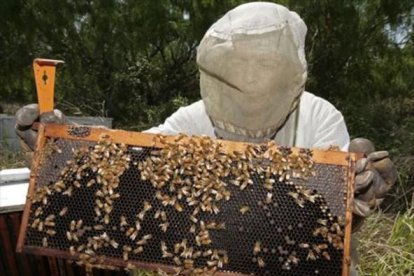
[33,58,64,115]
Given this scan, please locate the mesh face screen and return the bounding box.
[18,124,355,276]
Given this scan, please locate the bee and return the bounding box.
[44,221,55,227]
[73,181,81,188]
[331,223,343,235]
[63,186,73,196]
[257,257,265,268]
[190,215,198,224]
[72,234,79,242]
[218,259,224,268]
[203,249,212,257]
[136,238,148,246]
[299,243,310,249]
[133,246,144,254]
[76,220,83,229]
[240,181,249,190]
[173,256,182,265]
[307,250,316,261]
[137,211,146,221]
[59,207,68,216]
[93,224,104,230]
[266,193,273,204]
[217,222,226,230]
[126,227,135,237]
[312,244,321,254]
[94,206,102,217]
[143,201,152,212]
[123,245,132,252]
[103,214,110,224]
[135,221,141,231]
[37,221,44,231]
[193,251,202,259]
[103,203,112,214]
[42,237,48,247]
[317,219,328,226]
[289,255,299,265]
[254,241,261,254]
[160,241,168,251]
[337,216,346,226]
[162,251,173,258]
[322,251,331,261]
[160,211,167,222]
[240,205,250,215]
[317,243,328,250]
[31,218,40,229]
[313,226,328,237]
[207,260,218,267]
[126,263,137,270]
[143,234,152,240]
[95,199,103,208]
[86,179,96,187]
[174,202,183,212]
[181,246,194,259]
[159,222,169,232]
[120,216,128,227]
[206,222,218,229]
[69,246,76,256]
[130,230,139,241]
[46,229,56,236]
[183,259,194,269]
[54,180,66,192]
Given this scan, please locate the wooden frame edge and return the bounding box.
[43,123,359,166]
[342,154,356,276]
[16,124,47,252]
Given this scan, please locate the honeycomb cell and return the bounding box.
[22,126,351,275]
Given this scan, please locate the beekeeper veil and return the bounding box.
[197,2,308,142]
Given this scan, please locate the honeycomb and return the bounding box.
[19,124,353,276]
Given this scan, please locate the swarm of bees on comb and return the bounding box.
[26,132,347,275]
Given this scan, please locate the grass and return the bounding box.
[0,148,26,169]
[357,210,414,275]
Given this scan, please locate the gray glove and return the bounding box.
[349,138,397,231]
[15,103,67,166]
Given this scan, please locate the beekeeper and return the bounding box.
[15,2,396,275]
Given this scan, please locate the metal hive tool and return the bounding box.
[17,123,357,276]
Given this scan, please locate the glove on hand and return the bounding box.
[15,103,67,166]
[349,138,397,231]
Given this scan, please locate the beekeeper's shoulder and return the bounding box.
[300,91,344,118]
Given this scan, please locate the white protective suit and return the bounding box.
[147,2,356,274]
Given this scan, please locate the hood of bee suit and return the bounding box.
[197,2,308,143]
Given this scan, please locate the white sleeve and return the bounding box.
[144,107,193,135]
[144,100,215,136]
[310,96,350,151]
[296,93,350,151]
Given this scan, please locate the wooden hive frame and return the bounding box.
[16,123,357,276]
